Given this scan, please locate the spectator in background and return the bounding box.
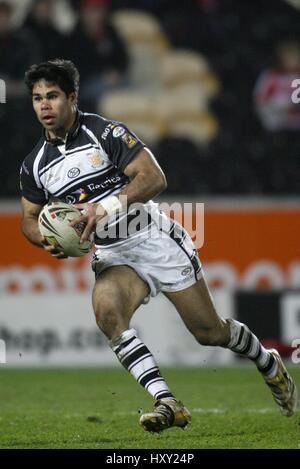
[254,39,300,131]
[66,0,129,111]
[23,0,65,61]
[0,1,40,99]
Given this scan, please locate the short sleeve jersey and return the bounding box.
[20,111,148,245]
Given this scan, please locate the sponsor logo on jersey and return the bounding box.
[65,195,76,204]
[121,132,137,148]
[113,126,126,138]
[87,176,122,191]
[101,123,115,140]
[66,188,89,204]
[67,167,80,178]
[78,190,89,202]
[88,152,102,168]
[181,267,192,276]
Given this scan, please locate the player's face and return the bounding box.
[32,80,76,136]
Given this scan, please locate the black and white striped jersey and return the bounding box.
[20,110,156,246]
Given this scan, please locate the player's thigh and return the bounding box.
[92,265,149,329]
[164,276,225,336]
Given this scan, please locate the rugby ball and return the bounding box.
[38,201,94,257]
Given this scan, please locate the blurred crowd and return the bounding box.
[0,0,300,197]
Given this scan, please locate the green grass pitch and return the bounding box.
[0,366,299,449]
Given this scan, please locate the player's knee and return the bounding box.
[93,298,124,338]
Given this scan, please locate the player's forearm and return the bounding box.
[21,217,44,247]
[118,171,167,207]
[94,171,167,221]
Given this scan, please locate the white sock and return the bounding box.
[227,319,278,378]
[110,328,175,400]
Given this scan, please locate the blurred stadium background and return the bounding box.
[1,0,300,366]
[0,0,300,449]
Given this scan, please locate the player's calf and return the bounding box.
[193,320,230,347]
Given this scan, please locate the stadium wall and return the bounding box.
[0,198,299,366]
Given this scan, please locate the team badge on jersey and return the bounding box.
[113,126,126,138]
[121,132,137,148]
[67,167,80,178]
[88,152,102,168]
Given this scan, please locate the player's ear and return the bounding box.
[69,92,77,105]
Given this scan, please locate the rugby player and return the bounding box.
[20,59,297,432]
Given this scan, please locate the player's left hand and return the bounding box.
[70,203,107,243]
[41,237,68,259]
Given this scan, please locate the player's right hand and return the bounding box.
[41,237,68,259]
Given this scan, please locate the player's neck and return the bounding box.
[48,111,77,141]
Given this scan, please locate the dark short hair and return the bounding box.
[24,59,80,96]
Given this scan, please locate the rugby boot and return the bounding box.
[140,399,191,433]
[264,348,298,417]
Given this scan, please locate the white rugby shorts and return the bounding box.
[92,218,202,302]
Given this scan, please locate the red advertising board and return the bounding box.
[1,204,300,291]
